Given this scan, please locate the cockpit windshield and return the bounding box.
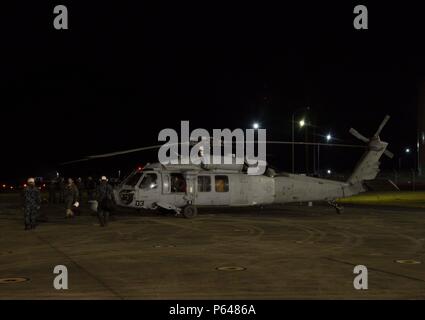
[124,172,142,187]
[139,173,158,190]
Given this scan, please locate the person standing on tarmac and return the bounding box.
[22,178,41,230]
[96,176,114,227]
[64,178,79,218]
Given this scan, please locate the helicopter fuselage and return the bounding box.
[113,164,362,212]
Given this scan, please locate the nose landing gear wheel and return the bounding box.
[182,205,198,218]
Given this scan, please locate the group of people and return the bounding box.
[22,176,114,230]
[47,176,97,205]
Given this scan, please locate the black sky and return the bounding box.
[1,2,425,182]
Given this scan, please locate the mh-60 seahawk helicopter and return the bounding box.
[65,116,393,218]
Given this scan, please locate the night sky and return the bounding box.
[1,2,425,182]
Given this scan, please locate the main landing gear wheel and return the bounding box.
[182,205,198,219]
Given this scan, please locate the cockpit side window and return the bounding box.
[124,172,142,187]
[139,173,158,190]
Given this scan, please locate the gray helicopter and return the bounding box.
[65,116,393,218]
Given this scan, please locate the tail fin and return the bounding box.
[347,115,393,185]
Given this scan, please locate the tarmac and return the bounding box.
[0,193,424,299]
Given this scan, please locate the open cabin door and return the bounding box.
[160,172,188,208]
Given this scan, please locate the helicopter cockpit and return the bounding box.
[115,167,189,209]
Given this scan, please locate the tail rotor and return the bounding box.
[349,115,394,159]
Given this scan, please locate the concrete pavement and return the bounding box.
[0,194,424,299]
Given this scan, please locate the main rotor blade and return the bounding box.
[202,140,365,148]
[263,141,365,148]
[61,158,90,165]
[374,114,390,137]
[87,145,163,159]
[61,140,365,165]
[349,128,370,143]
[60,144,164,165]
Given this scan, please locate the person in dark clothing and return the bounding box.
[96,176,114,227]
[64,178,79,218]
[22,178,41,230]
[171,175,186,192]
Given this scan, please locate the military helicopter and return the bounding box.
[64,116,393,218]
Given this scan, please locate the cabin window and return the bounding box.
[197,176,211,192]
[215,175,229,192]
[139,173,158,190]
[170,173,186,193]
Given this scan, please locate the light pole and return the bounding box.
[318,133,331,174]
[404,147,417,191]
[291,107,309,173]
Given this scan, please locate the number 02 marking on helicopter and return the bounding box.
[135,201,144,207]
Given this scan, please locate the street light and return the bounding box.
[327,169,332,175]
[326,133,332,142]
[292,107,310,173]
[253,122,259,129]
[401,147,416,190]
[299,119,305,128]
